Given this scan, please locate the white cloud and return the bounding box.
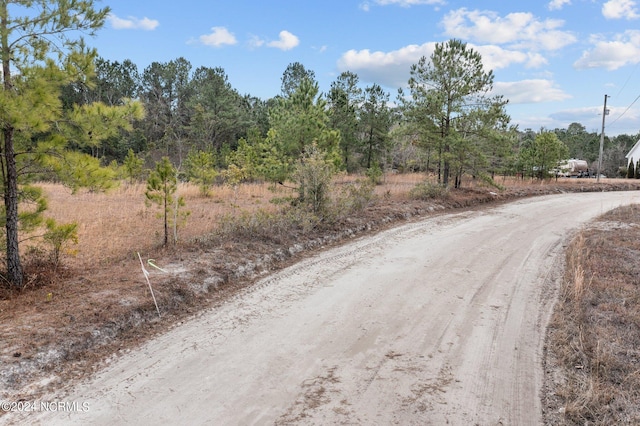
[267,30,300,51]
[337,42,547,89]
[375,0,445,6]
[248,30,300,51]
[573,30,640,70]
[493,80,571,104]
[198,27,237,47]
[549,106,602,121]
[541,105,638,135]
[602,0,640,19]
[108,13,159,31]
[360,0,444,10]
[607,106,640,124]
[511,114,558,131]
[548,0,571,11]
[337,43,436,88]
[248,35,265,49]
[474,45,548,70]
[441,8,577,51]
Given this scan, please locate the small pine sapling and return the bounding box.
[145,157,189,245]
[43,219,79,268]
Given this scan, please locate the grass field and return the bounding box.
[35,173,433,268]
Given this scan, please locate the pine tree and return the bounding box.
[145,157,188,245]
[405,39,511,187]
[123,149,145,184]
[0,1,142,288]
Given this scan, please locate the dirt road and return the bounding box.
[9,191,640,425]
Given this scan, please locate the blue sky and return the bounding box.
[92,0,640,136]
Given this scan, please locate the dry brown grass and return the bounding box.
[36,174,620,267]
[37,180,289,268]
[545,204,640,425]
[35,173,428,268]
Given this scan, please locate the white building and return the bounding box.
[625,139,640,166]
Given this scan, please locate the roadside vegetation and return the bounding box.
[545,204,640,425]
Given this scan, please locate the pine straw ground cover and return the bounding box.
[1,174,640,415]
[544,204,640,425]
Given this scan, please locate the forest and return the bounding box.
[64,56,640,182]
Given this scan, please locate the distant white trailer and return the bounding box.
[557,159,590,178]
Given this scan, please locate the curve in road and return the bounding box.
[10,191,640,426]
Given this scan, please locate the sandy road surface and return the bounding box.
[7,191,640,425]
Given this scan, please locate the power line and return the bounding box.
[614,62,639,99]
[608,92,640,127]
[605,61,639,130]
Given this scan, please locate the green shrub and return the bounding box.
[217,207,320,241]
[365,164,383,185]
[410,181,449,200]
[186,151,218,197]
[328,179,376,222]
[43,219,78,267]
[123,149,145,183]
[292,143,335,216]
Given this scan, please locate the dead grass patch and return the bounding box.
[545,203,640,425]
[37,181,287,267]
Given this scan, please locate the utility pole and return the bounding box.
[596,94,609,183]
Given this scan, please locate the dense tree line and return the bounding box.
[65,49,638,184]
